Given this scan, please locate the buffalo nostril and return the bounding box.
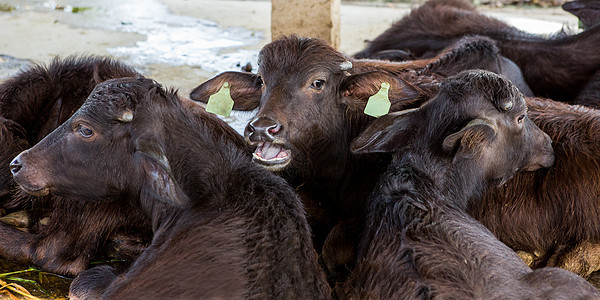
[246,123,255,133]
[10,158,22,175]
[247,117,281,141]
[267,124,281,135]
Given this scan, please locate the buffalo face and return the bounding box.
[352,70,554,186]
[190,36,421,173]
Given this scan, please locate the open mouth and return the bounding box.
[252,142,292,171]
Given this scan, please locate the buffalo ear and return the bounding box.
[351,108,420,154]
[562,0,600,30]
[340,72,422,113]
[190,71,262,111]
[442,118,497,159]
[134,136,188,207]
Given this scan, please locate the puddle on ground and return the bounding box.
[0,0,262,74]
[0,0,262,133]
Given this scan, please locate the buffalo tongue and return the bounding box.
[259,142,283,160]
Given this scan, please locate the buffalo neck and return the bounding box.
[296,111,392,219]
[386,150,486,212]
[137,104,249,230]
[357,149,487,258]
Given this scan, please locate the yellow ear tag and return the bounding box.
[206,82,234,117]
[364,82,391,118]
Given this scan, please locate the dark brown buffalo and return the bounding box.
[337,66,600,284]
[190,35,531,256]
[354,0,600,103]
[11,77,330,299]
[469,97,600,284]
[345,70,599,299]
[0,55,151,275]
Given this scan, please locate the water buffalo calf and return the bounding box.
[0,55,151,275]
[470,96,600,284]
[11,77,330,299]
[336,32,600,282]
[345,70,598,299]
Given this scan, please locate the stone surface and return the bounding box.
[271,0,341,49]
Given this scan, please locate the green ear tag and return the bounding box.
[364,82,391,118]
[206,82,234,117]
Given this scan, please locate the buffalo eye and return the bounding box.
[77,124,94,138]
[310,79,325,90]
[517,114,525,124]
[256,76,264,87]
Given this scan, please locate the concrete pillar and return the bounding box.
[271,0,341,49]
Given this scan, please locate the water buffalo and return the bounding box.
[345,70,599,299]
[11,76,330,299]
[469,96,600,284]
[354,0,600,103]
[0,55,151,275]
[336,64,600,285]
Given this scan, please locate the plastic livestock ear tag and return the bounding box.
[364,82,391,118]
[206,82,234,117]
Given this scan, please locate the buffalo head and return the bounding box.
[352,70,554,185]
[191,35,422,172]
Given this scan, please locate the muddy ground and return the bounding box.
[0,0,578,91]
